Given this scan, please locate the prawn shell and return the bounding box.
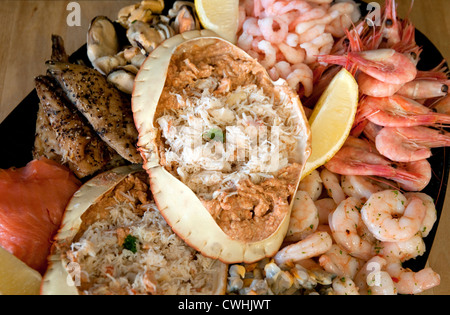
[132,30,312,264]
[40,164,229,295]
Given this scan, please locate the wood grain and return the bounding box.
[0,0,449,294]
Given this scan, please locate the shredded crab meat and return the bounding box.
[68,193,219,295]
[157,82,303,199]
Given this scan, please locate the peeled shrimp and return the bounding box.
[315,198,336,225]
[318,244,364,279]
[386,260,440,295]
[341,175,389,201]
[332,276,360,295]
[320,49,417,85]
[354,256,397,295]
[277,43,306,64]
[375,126,450,162]
[274,231,333,267]
[404,192,437,238]
[320,168,346,205]
[285,190,319,242]
[328,197,376,260]
[360,190,427,242]
[286,63,314,96]
[299,169,323,201]
[257,40,277,68]
[379,234,426,263]
[358,95,450,128]
[258,16,289,44]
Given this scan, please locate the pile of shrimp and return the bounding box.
[227,167,440,295]
[237,0,361,98]
[227,0,448,295]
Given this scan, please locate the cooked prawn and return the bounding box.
[357,95,450,128]
[341,175,389,201]
[404,192,437,238]
[360,190,427,242]
[325,145,431,192]
[314,197,336,225]
[318,244,364,279]
[354,256,397,295]
[285,190,319,242]
[299,169,323,201]
[319,49,417,85]
[274,231,333,267]
[379,234,426,263]
[396,79,449,100]
[332,276,360,295]
[375,126,450,162]
[320,168,346,205]
[286,63,314,96]
[357,72,403,97]
[328,197,376,260]
[386,260,440,295]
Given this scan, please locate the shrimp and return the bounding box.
[332,276,360,295]
[328,197,376,260]
[386,261,441,295]
[285,190,319,242]
[357,72,403,97]
[340,175,389,201]
[320,168,346,205]
[277,43,306,64]
[379,234,426,263]
[396,79,449,100]
[274,231,333,267]
[315,198,336,225]
[257,40,277,68]
[258,16,289,44]
[299,169,323,201]
[319,49,417,85]
[325,144,431,192]
[286,63,313,96]
[358,95,450,128]
[360,190,427,242]
[375,126,450,162]
[381,0,402,47]
[318,244,364,279]
[404,192,437,238]
[354,256,397,295]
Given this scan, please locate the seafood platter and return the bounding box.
[0,0,448,295]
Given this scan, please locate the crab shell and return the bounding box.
[40,165,228,295]
[132,30,312,264]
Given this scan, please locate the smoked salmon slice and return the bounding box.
[0,157,81,274]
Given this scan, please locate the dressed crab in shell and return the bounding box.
[132,29,312,264]
[86,0,200,94]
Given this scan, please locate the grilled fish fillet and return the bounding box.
[46,61,142,164]
[34,75,124,178]
[33,102,64,163]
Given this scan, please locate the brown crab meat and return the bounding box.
[132,30,311,264]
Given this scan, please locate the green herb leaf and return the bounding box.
[123,234,138,253]
[203,128,224,142]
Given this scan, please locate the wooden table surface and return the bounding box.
[0,0,449,294]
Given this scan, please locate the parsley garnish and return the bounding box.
[123,234,138,253]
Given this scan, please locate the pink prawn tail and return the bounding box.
[317,55,353,70]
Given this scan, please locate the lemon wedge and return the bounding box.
[194,0,239,44]
[0,246,42,295]
[302,68,359,179]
